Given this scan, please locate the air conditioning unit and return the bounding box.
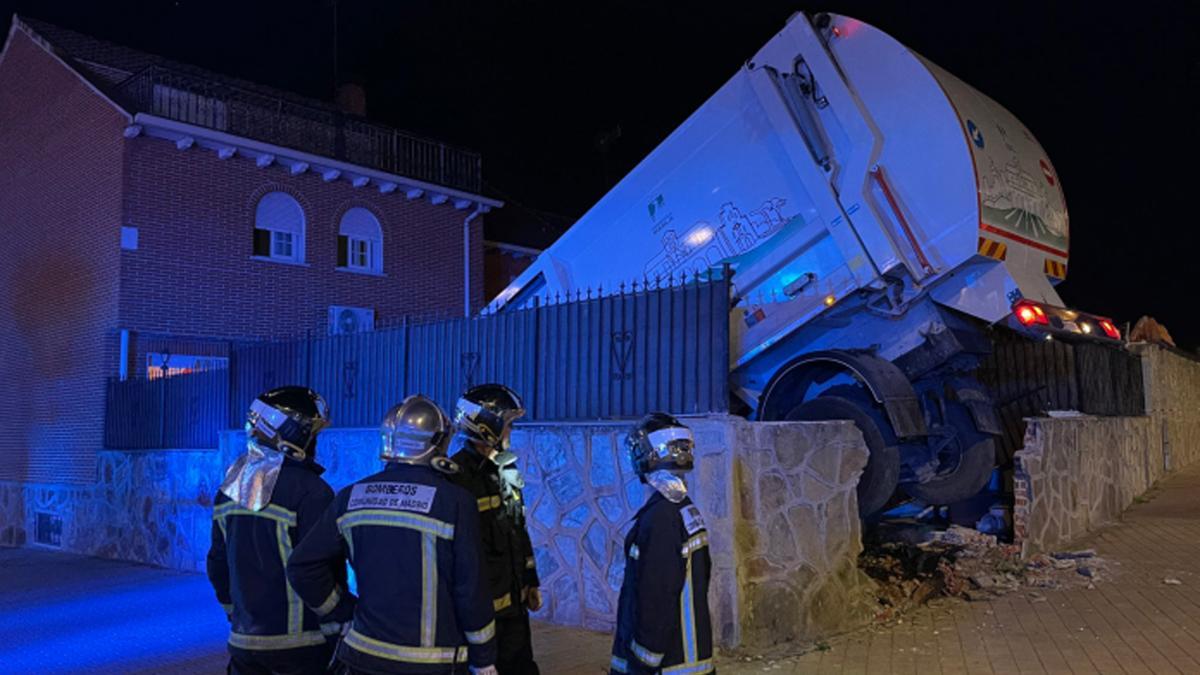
[329,305,375,335]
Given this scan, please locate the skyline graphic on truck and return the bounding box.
[645,197,793,278]
[973,119,1069,252]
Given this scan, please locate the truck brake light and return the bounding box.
[1098,319,1121,340]
[1014,301,1048,326]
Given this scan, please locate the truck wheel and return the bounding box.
[902,437,996,506]
[785,395,900,517]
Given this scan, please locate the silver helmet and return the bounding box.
[626,412,695,478]
[380,395,453,468]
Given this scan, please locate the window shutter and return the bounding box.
[253,228,271,256]
[337,235,349,267]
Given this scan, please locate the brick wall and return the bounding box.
[0,27,128,484]
[118,138,485,343]
[484,245,536,304]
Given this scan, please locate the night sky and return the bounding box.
[3,1,1197,347]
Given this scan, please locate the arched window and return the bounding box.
[337,207,383,273]
[253,192,305,263]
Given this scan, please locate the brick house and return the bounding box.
[482,204,571,302]
[0,16,501,483]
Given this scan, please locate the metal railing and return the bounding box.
[231,270,733,427]
[104,272,732,448]
[104,369,230,449]
[117,65,483,193]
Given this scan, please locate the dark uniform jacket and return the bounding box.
[610,492,713,675]
[206,458,344,655]
[449,442,540,617]
[286,462,498,674]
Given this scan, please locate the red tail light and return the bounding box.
[1098,319,1121,340]
[1014,301,1048,326]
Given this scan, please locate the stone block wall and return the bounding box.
[728,422,877,648]
[511,417,745,641]
[1135,344,1200,470]
[1014,341,1200,556]
[1013,416,1158,555]
[0,416,874,651]
[0,429,387,568]
[513,416,873,649]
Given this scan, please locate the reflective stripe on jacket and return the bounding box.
[206,459,340,653]
[449,440,540,618]
[286,463,497,673]
[610,492,713,675]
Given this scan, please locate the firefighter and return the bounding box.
[286,395,498,675]
[610,413,713,675]
[206,386,345,675]
[449,384,542,675]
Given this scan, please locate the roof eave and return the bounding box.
[131,113,504,210]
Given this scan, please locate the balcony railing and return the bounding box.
[118,65,482,194]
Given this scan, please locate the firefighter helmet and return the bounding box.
[380,395,453,468]
[246,386,330,462]
[453,384,526,450]
[626,412,695,479]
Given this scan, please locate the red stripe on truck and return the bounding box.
[979,223,1069,259]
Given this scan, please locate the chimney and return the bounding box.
[335,82,367,117]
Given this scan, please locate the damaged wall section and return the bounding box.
[1014,345,1200,555]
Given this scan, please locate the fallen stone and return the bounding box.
[1052,549,1096,560]
[1164,578,1183,586]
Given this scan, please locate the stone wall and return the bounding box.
[513,416,873,649]
[1135,344,1200,471]
[1012,416,1158,555]
[0,428,386,568]
[0,416,874,651]
[1013,345,1200,556]
[727,421,877,648]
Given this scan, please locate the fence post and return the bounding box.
[401,315,410,397]
[158,377,167,449]
[305,329,313,387]
[228,338,237,427]
[531,296,541,419]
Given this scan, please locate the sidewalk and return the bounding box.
[731,461,1200,675]
[2,462,1198,674]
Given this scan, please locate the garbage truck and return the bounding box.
[487,11,1122,516]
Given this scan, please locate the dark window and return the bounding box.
[337,235,349,267]
[253,228,271,256]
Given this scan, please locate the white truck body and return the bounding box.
[489,12,1072,411]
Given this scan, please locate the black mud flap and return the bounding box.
[759,349,928,439]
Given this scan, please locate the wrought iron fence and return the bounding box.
[118,65,483,193]
[976,328,1145,465]
[230,271,732,427]
[105,273,731,447]
[104,369,230,449]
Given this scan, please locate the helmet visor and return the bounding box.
[646,426,695,468]
[382,427,445,461]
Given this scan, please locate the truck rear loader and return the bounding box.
[489,11,1121,516]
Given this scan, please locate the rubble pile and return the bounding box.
[860,524,1113,619]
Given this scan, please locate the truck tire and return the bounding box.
[902,437,996,506]
[785,395,900,517]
